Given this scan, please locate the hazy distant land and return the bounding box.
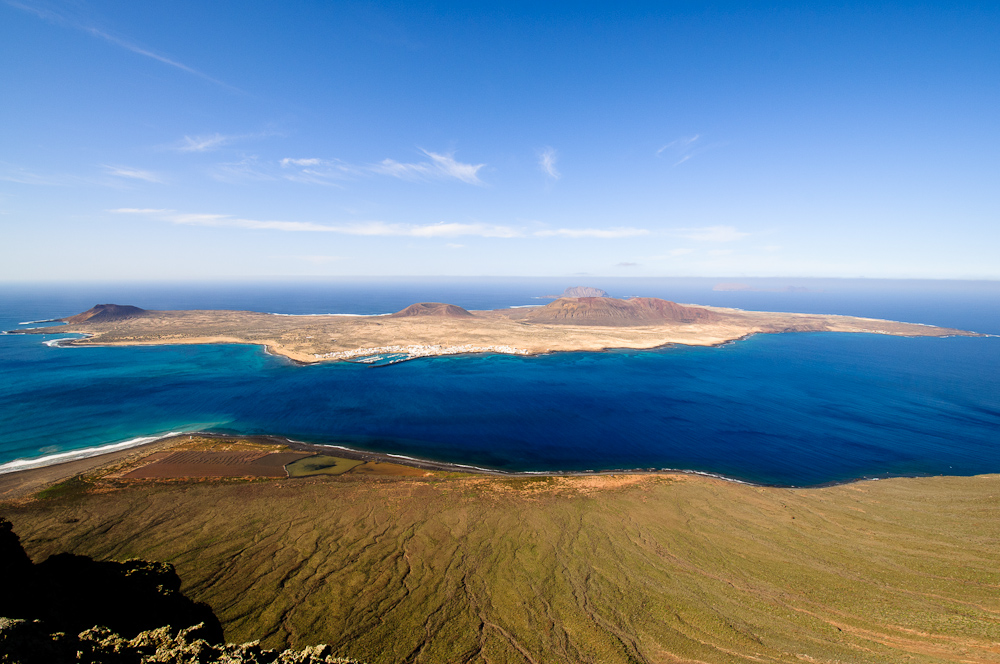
[9,295,979,365]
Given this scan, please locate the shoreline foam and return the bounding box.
[0,429,942,490]
[0,430,196,475]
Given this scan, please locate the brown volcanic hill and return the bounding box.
[524,297,722,326]
[388,302,475,318]
[62,304,148,324]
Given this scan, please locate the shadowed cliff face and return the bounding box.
[0,517,222,642]
[0,518,363,663]
[0,519,34,620]
[525,296,722,326]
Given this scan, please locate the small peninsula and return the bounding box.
[10,296,978,364]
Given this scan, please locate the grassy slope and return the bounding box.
[4,472,1000,663]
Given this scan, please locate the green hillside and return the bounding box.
[4,471,999,663]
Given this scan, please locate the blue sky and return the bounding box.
[1,1,998,280]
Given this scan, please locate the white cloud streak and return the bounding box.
[5,0,238,91]
[280,158,322,167]
[111,209,650,241]
[538,147,560,179]
[676,225,749,242]
[0,169,74,186]
[104,166,162,183]
[657,135,700,155]
[534,227,649,239]
[174,134,234,152]
[656,134,724,166]
[276,157,356,185]
[110,209,520,237]
[221,150,487,186]
[0,164,157,186]
[371,150,485,185]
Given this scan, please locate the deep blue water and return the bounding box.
[1,279,998,486]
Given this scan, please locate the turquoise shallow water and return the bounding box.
[1,280,998,486]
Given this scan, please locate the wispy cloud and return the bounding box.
[215,153,348,185]
[104,166,162,183]
[371,150,485,185]
[280,158,322,167]
[5,1,238,91]
[110,209,519,237]
[657,135,699,155]
[168,129,284,154]
[173,134,235,153]
[114,209,337,232]
[0,168,74,186]
[219,150,486,186]
[538,147,560,180]
[1,163,155,187]
[211,156,273,182]
[656,134,724,166]
[277,157,355,185]
[676,225,749,242]
[111,208,650,241]
[424,151,484,184]
[406,222,518,238]
[535,227,649,239]
[616,262,639,267]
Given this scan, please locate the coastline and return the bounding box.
[0,433,191,500]
[0,429,959,501]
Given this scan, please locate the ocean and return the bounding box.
[1,278,997,486]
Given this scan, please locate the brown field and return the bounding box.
[121,450,313,479]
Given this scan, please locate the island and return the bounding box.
[8,295,980,364]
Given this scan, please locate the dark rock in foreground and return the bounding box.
[0,518,362,663]
[0,517,221,642]
[0,619,361,664]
